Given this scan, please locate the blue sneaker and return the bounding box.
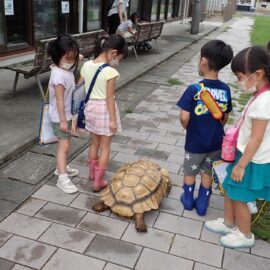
[194,184,212,216]
[180,183,195,210]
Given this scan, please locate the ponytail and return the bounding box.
[94,34,128,59]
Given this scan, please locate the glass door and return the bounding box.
[4,0,31,48]
[86,0,101,31]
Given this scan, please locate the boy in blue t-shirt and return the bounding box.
[177,40,233,216]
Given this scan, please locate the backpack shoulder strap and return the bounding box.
[84,63,109,103]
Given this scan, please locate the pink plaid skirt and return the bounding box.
[84,99,122,136]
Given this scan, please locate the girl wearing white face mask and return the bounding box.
[47,35,80,194]
[79,34,128,192]
[205,46,270,249]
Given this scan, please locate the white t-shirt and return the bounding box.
[108,0,129,17]
[49,65,75,123]
[237,91,270,163]
[118,19,132,32]
[80,61,119,99]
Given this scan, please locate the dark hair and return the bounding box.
[48,35,79,67]
[201,40,233,71]
[130,12,139,24]
[231,46,270,84]
[94,34,128,59]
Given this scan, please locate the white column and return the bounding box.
[79,0,84,33]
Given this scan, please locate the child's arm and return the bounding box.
[55,84,67,132]
[231,119,268,182]
[221,113,229,126]
[77,76,84,85]
[106,77,117,134]
[180,109,190,130]
[128,27,136,35]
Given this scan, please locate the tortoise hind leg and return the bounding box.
[134,213,147,232]
[92,201,110,212]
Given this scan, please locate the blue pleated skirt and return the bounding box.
[222,151,270,202]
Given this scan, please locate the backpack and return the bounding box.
[107,0,116,13]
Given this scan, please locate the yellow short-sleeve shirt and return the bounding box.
[80,60,119,99]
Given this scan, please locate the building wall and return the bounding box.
[256,0,270,11]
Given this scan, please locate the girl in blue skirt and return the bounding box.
[205,46,270,248]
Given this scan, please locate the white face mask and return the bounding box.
[61,62,74,70]
[238,74,257,94]
[109,58,119,67]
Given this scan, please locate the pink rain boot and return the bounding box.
[92,166,108,192]
[89,159,98,181]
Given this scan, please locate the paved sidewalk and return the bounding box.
[0,17,269,270]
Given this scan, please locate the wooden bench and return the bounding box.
[126,21,165,62]
[0,30,104,100]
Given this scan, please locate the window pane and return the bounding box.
[151,0,158,21]
[160,0,166,20]
[87,0,101,31]
[33,0,58,40]
[167,0,174,19]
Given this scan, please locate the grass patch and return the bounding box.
[125,108,133,114]
[251,16,270,46]
[252,201,270,243]
[168,78,184,86]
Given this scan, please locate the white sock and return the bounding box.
[58,173,68,180]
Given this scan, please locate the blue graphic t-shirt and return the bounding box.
[177,79,232,154]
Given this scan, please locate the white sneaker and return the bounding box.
[204,218,237,235]
[220,230,255,248]
[54,165,79,177]
[57,175,78,194]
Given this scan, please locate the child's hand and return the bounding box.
[60,121,68,133]
[231,164,245,182]
[71,118,77,134]
[110,120,117,134]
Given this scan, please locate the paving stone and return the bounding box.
[113,153,141,163]
[127,138,159,150]
[194,262,221,270]
[39,223,95,253]
[0,213,51,240]
[209,194,224,211]
[223,248,270,270]
[112,135,131,144]
[70,193,110,216]
[16,198,47,216]
[0,200,18,222]
[0,258,14,270]
[0,178,37,204]
[104,263,131,270]
[121,130,150,140]
[138,126,167,136]
[42,248,105,270]
[135,248,194,270]
[107,161,125,173]
[157,143,184,155]
[167,186,181,200]
[0,231,12,248]
[11,265,33,270]
[159,197,184,216]
[85,235,142,268]
[30,137,87,157]
[169,173,184,186]
[122,224,173,252]
[135,148,169,160]
[149,159,181,174]
[111,142,138,154]
[167,153,184,164]
[124,113,150,121]
[0,152,55,184]
[147,134,177,145]
[35,202,86,226]
[154,212,202,238]
[67,163,89,179]
[0,236,56,269]
[139,74,171,86]
[251,239,270,259]
[157,123,181,133]
[77,212,128,239]
[183,207,224,222]
[170,234,224,267]
[32,185,78,206]
[200,227,221,246]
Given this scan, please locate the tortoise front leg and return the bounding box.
[134,213,147,232]
[92,201,110,212]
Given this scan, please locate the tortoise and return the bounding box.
[92,160,172,232]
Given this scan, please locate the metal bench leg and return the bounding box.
[155,40,161,54]
[133,45,139,63]
[12,72,19,97]
[35,75,46,100]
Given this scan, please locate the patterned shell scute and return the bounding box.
[100,160,167,217]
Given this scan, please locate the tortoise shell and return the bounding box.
[100,160,170,217]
